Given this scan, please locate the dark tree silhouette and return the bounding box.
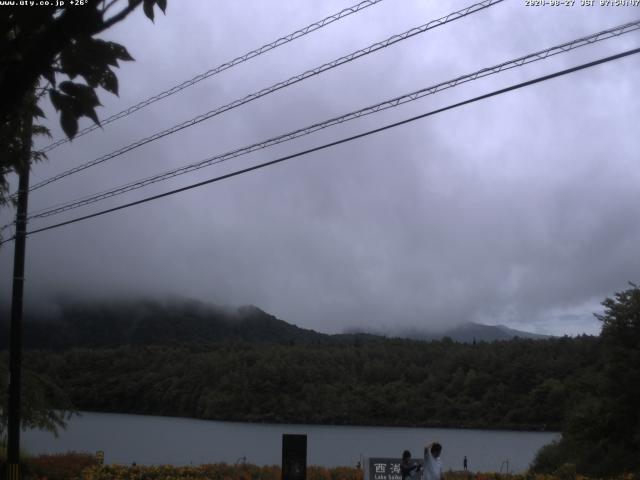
[532,283,640,476]
[0,0,167,204]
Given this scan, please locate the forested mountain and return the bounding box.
[2,291,636,477]
[387,322,549,343]
[0,300,335,350]
[0,299,601,431]
[0,298,546,350]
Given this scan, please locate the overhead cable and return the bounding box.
[25,0,504,194]
[24,19,640,222]
[38,0,387,153]
[2,46,635,245]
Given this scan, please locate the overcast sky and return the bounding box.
[1,0,639,336]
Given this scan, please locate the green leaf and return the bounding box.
[59,81,81,97]
[83,106,101,126]
[32,105,46,119]
[32,124,52,139]
[143,0,155,21]
[60,109,78,139]
[31,150,49,163]
[88,39,120,67]
[49,90,65,111]
[156,0,167,13]
[110,43,134,62]
[100,70,119,96]
[60,43,82,78]
[59,81,101,108]
[81,68,102,89]
[52,82,102,133]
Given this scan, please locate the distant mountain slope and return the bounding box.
[0,299,335,350]
[423,322,549,342]
[354,322,550,343]
[0,298,548,351]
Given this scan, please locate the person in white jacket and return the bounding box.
[423,442,443,480]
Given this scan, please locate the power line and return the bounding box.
[3,46,636,245]
[23,19,640,222]
[38,0,387,154]
[24,0,504,194]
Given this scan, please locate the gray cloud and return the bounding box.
[1,0,638,335]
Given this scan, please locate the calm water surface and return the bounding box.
[23,412,558,473]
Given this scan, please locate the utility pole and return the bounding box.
[6,110,32,480]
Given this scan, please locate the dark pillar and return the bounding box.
[6,114,32,480]
[282,434,307,480]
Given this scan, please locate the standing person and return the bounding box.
[400,450,421,480]
[463,456,468,471]
[423,442,443,480]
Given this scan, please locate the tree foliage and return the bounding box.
[0,356,76,438]
[1,0,169,440]
[0,0,167,205]
[23,334,601,432]
[531,283,640,476]
[4,290,638,475]
[0,299,607,433]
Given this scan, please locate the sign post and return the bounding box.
[369,457,423,480]
[282,434,307,480]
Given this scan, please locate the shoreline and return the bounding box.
[71,409,561,434]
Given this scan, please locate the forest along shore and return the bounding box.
[0,300,601,431]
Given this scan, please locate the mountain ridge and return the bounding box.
[397,322,549,342]
[0,298,550,350]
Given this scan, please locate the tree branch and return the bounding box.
[101,0,143,30]
[102,0,121,14]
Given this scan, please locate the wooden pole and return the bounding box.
[6,111,32,480]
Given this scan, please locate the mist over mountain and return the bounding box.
[2,297,605,433]
[0,297,552,351]
[388,322,550,343]
[0,298,328,350]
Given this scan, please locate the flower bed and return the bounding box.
[81,464,364,480]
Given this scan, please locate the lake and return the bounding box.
[22,412,558,473]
